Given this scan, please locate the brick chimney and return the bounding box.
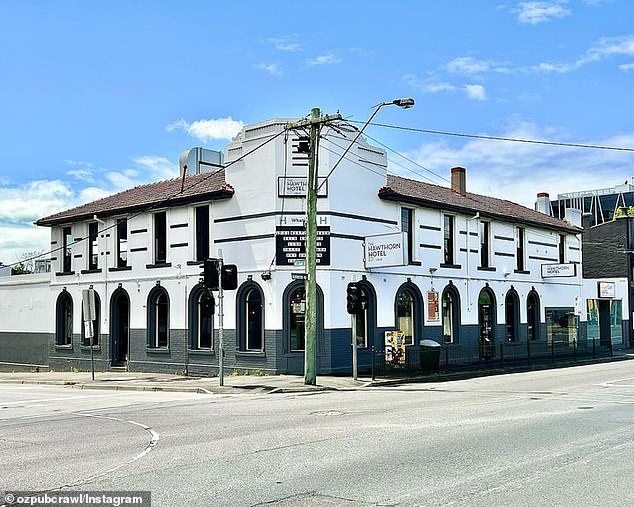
[534,192,551,215]
[451,166,466,196]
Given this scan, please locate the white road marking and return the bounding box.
[53,413,161,489]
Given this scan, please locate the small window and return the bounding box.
[558,234,566,263]
[147,287,169,348]
[88,222,99,270]
[401,207,415,264]
[62,226,72,272]
[480,221,490,267]
[195,206,210,262]
[154,212,167,264]
[116,219,128,268]
[444,215,454,265]
[516,227,525,271]
[56,291,73,346]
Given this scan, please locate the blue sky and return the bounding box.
[1,0,633,263]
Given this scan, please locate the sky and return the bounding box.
[1,0,633,264]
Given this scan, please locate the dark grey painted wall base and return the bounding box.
[0,332,49,366]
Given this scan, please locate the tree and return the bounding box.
[10,250,45,275]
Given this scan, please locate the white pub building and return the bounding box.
[0,117,584,374]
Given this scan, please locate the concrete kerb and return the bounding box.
[1,352,632,394]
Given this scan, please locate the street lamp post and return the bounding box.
[288,98,414,386]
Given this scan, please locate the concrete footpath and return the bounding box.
[0,370,372,394]
[1,349,633,394]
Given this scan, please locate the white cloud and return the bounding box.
[403,74,488,100]
[266,37,304,53]
[0,225,50,266]
[620,62,634,71]
[532,35,634,73]
[0,180,73,225]
[166,117,245,143]
[66,169,94,182]
[513,1,570,24]
[400,121,634,209]
[464,84,487,100]
[446,57,505,76]
[0,155,182,262]
[255,63,282,76]
[266,37,302,52]
[308,54,341,66]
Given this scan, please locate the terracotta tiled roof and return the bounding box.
[381,175,580,233]
[36,170,233,226]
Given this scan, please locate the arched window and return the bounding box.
[189,284,214,350]
[81,291,101,347]
[478,287,496,345]
[442,284,461,344]
[395,284,423,346]
[505,288,520,342]
[236,282,264,351]
[527,289,540,341]
[147,286,169,348]
[56,291,73,346]
[284,281,324,352]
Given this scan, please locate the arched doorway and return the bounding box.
[478,287,496,360]
[110,288,130,367]
[505,288,520,342]
[527,289,540,341]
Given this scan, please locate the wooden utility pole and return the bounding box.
[287,109,341,385]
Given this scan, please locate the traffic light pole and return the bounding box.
[351,314,358,381]
[217,250,225,387]
[287,109,341,386]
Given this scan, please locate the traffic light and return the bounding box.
[203,259,219,289]
[221,264,238,290]
[346,282,362,315]
[201,259,238,290]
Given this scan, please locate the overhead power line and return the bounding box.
[349,120,634,153]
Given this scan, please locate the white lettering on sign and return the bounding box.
[364,232,405,269]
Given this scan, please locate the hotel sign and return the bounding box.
[541,263,576,278]
[364,232,405,269]
[277,177,328,197]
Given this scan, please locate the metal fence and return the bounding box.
[370,338,613,380]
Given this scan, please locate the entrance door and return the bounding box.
[479,289,496,360]
[110,290,130,367]
[598,300,611,347]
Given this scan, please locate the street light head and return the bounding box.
[392,98,415,109]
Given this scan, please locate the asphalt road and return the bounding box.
[2,362,634,506]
